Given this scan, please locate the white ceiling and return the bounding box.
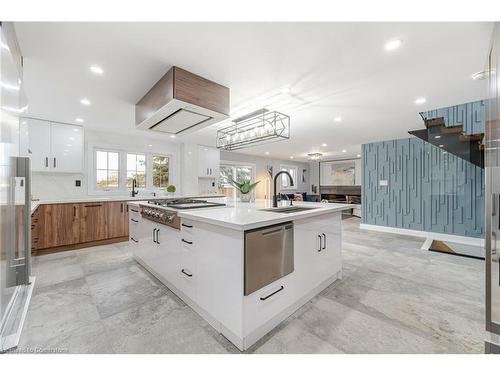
[14,22,493,161]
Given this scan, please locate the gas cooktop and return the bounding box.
[147,199,226,210]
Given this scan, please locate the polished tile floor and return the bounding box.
[14,217,484,353]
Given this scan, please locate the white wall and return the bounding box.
[309,161,320,194]
[31,129,180,200]
[220,151,310,199]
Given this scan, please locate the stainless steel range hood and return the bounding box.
[135,66,229,135]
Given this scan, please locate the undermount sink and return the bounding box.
[260,206,319,214]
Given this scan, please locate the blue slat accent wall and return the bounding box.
[420,100,485,135]
[362,138,484,238]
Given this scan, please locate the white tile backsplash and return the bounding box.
[31,172,87,200]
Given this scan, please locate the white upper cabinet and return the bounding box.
[21,118,84,173]
[197,146,220,178]
[21,118,51,171]
[50,122,84,172]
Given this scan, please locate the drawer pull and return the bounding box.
[84,204,103,208]
[130,237,138,243]
[181,269,193,277]
[260,286,284,301]
[318,235,322,252]
[131,209,139,213]
[181,223,193,228]
[131,218,139,223]
[181,239,193,245]
[322,233,326,250]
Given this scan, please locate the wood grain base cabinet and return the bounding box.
[33,201,129,255]
[37,203,79,249]
[105,201,129,239]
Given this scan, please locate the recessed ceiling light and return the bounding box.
[342,149,347,153]
[170,134,176,138]
[357,154,361,158]
[384,39,403,51]
[415,97,426,105]
[265,151,270,155]
[90,65,104,75]
[290,156,294,159]
[75,118,84,123]
[322,143,327,147]
[281,87,291,95]
[148,144,153,147]
[435,135,441,139]
[334,117,342,122]
[80,98,91,106]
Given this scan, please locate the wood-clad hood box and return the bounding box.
[135,66,230,135]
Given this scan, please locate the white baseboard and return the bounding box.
[359,223,484,247]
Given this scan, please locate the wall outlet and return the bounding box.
[75,180,81,187]
[379,180,388,187]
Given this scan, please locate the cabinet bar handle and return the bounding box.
[131,208,139,213]
[181,238,193,245]
[181,269,193,277]
[84,204,102,207]
[260,286,284,301]
[181,223,193,228]
[45,157,48,167]
[318,235,322,252]
[73,206,76,218]
[53,157,56,168]
[130,237,138,243]
[156,229,160,244]
[322,233,326,250]
[152,228,157,243]
[120,203,123,213]
[131,218,138,223]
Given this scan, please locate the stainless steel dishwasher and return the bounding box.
[244,222,294,296]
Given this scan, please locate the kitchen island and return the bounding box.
[128,199,353,350]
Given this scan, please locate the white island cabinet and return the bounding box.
[128,200,352,350]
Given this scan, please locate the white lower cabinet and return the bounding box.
[176,235,197,301]
[242,274,296,335]
[130,211,343,351]
[294,212,342,295]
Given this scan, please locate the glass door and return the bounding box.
[0,22,32,353]
[486,23,500,352]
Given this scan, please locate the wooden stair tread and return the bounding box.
[440,125,463,134]
[424,117,446,127]
[459,133,484,142]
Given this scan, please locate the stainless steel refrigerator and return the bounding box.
[486,22,500,354]
[0,22,34,353]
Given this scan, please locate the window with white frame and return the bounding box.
[280,165,297,189]
[95,150,119,189]
[152,155,169,188]
[126,153,146,188]
[92,148,170,193]
[219,162,255,198]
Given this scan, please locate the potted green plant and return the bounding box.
[226,177,259,202]
[166,184,176,196]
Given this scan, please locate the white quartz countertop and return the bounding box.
[176,200,355,231]
[30,194,225,214]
